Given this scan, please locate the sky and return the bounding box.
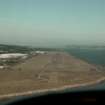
[0,0,105,47]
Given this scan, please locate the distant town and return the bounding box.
[0,44,55,70]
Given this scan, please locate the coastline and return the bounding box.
[0,76,105,100]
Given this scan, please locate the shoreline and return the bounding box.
[0,76,105,100]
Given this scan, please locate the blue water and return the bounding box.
[66,48,105,66]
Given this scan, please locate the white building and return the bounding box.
[35,51,46,54]
[0,66,4,69]
[0,53,28,59]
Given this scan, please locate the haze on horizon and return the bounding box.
[0,0,105,47]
